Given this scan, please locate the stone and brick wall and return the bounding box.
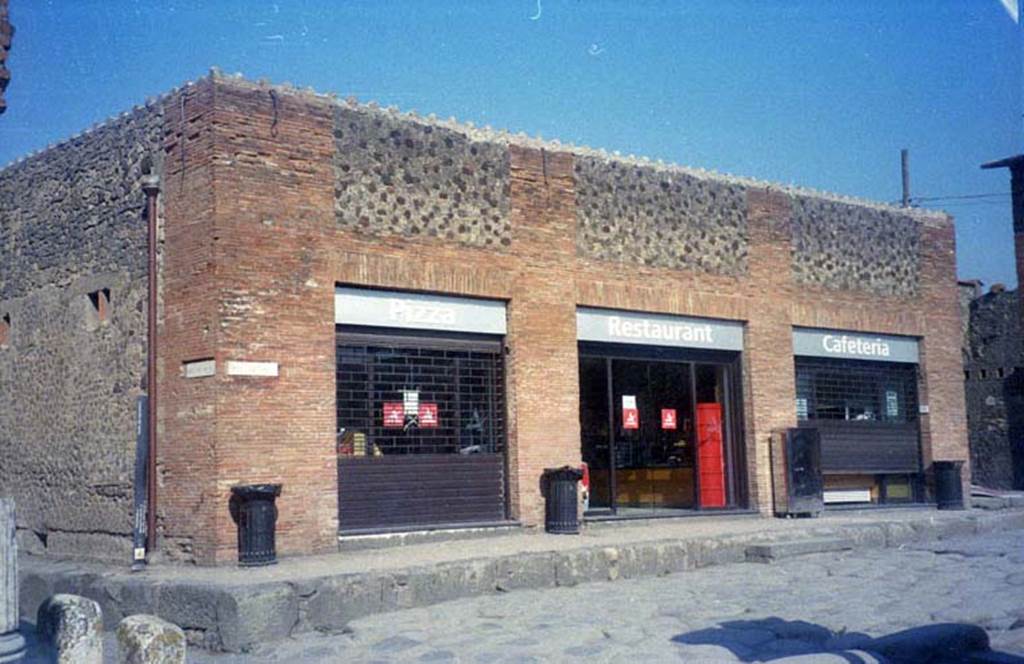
[790,195,920,297]
[0,105,163,560]
[0,71,970,563]
[333,106,511,248]
[575,157,748,275]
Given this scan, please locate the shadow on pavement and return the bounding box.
[671,616,1024,662]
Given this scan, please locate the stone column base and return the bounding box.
[0,631,25,663]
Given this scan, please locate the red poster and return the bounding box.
[383,402,405,428]
[418,403,439,428]
[623,408,639,430]
[661,408,677,430]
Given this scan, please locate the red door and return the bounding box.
[696,403,726,508]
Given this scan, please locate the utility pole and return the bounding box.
[901,149,911,208]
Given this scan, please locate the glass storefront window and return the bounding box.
[579,345,742,515]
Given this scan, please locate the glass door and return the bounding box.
[580,357,613,511]
[610,359,695,515]
[579,349,744,516]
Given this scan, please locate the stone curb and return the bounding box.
[745,537,854,563]
[19,509,1024,653]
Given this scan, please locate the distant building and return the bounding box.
[962,154,1024,490]
[960,280,1024,489]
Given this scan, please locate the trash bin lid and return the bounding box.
[543,466,583,481]
[230,483,282,498]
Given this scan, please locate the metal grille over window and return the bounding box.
[337,344,506,457]
[794,356,922,476]
[795,357,917,424]
[336,332,509,532]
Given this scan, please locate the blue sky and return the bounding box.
[2,1,1021,287]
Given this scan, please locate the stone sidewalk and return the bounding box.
[18,507,1024,653]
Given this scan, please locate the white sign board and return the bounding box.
[183,359,216,379]
[576,307,744,351]
[226,361,279,377]
[335,287,507,335]
[792,327,919,364]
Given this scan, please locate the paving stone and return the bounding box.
[371,635,421,653]
[671,642,745,661]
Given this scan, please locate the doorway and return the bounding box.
[579,343,744,516]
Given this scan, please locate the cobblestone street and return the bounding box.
[181,528,1024,663]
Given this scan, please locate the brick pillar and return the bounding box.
[919,217,971,502]
[208,79,338,562]
[159,80,222,563]
[506,146,580,526]
[742,188,796,513]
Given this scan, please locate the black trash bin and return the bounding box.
[543,467,583,534]
[934,461,965,511]
[230,484,282,566]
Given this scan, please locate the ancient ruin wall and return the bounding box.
[574,157,749,275]
[790,195,921,297]
[0,106,163,560]
[333,106,511,248]
[963,289,1024,489]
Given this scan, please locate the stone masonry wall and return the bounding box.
[0,106,163,560]
[333,106,511,248]
[790,195,920,297]
[963,288,1024,489]
[575,156,748,275]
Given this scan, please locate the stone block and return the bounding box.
[491,552,557,592]
[690,538,746,568]
[407,560,493,606]
[552,546,614,586]
[745,538,853,563]
[36,593,103,664]
[215,583,297,653]
[116,614,186,664]
[299,574,384,633]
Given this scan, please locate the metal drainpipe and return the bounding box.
[141,173,160,555]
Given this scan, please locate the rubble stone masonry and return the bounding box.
[0,72,969,563]
[0,105,163,560]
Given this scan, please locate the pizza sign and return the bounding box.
[661,408,677,430]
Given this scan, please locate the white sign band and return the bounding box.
[335,287,507,335]
[576,307,744,351]
[792,327,919,363]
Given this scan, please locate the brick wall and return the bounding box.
[2,72,970,563]
[160,76,970,559]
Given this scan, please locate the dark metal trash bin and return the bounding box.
[543,467,583,534]
[934,461,965,511]
[230,484,282,566]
